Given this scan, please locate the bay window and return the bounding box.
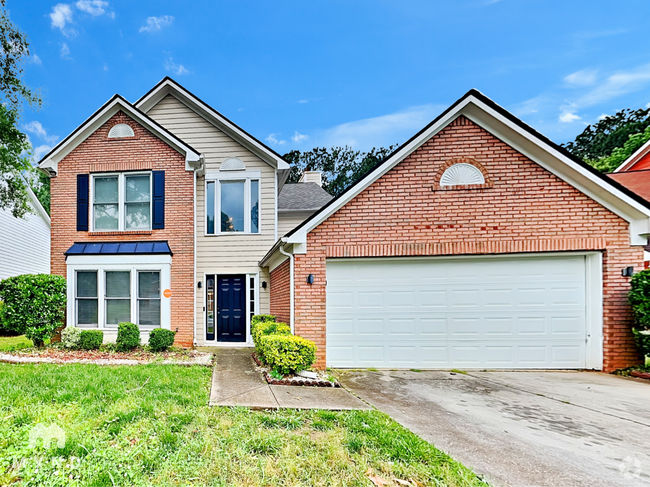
[138,271,161,327]
[92,172,151,231]
[205,175,260,235]
[76,271,98,327]
[105,271,131,325]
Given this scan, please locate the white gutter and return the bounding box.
[278,240,294,333]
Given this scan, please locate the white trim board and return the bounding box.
[286,91,650,249]
[38,95,201,176]
[135,78,289,171]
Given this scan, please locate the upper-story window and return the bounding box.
[92,172,152,231]
[205,174,260,235]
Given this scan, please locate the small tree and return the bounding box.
[628,269,650,358]
[0,274,66,347]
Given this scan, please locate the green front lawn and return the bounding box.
[0,335,32,352]
[0,364,485,487]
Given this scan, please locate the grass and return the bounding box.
[0,364,486,487]
[0,335,32,352]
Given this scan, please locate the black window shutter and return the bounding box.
[152,171,165,229]
[77,174,89,231]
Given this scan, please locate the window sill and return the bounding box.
[89,230,153,236]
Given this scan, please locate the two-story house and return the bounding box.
[41,79,650,372]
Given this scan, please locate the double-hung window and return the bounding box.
[205,177,260,235]
[105,271,131,326]
[92,173,152,231]
[138,271,161,327]
[76,271,98,327]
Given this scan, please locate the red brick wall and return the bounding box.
[292,116,643,370]
[270,259,291,324]
[50,111,195,346]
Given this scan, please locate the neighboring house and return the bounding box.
[0,186,50,280]
[608,138,650,202]
[40,79,650,372]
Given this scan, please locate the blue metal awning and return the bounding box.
[65,241,172,256]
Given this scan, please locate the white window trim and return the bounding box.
[90,172,153,232]
[204,171,261,236]
[202,272,258,346]
[66,255,171,331]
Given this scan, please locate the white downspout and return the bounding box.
[193,168,197,346]
[278,241,294,333]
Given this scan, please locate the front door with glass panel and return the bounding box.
[206,274,246,342]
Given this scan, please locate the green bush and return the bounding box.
[0,274,66,346]
[148,328,176,352]
[116,322,140,352]
[252,321,291,349]
[78,330,103,350]
[629,269,650,331]
[632,329,650,357]
[258,334,317,375]
[61,326,82,349]
[251,315,276,327]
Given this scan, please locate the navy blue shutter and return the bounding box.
[77,174,89,231]
[152,171,165,229]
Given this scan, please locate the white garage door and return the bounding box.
[326,255,589,369]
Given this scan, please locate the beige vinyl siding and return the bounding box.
[147,94,274,345]
[277,211,313,237]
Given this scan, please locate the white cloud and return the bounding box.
[265,133,286,145]
[28,54,42,65]
[50,3,76,37]
[564,69,598,87]
[60,43,71,59]
[164,57,189,75]
[75,0,108,16]
[139,15,174,33]
[646,102,650,109]
[597,113,609,121]
[33,145,53,161]
[577,63,650,107]
[23,121,59,145]
[314,104,444,151]
[291,131,308,143]
[559,111,581,123]
[297,100,308,104]
[103,63,108,71]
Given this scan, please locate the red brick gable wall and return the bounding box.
[50,111,195,346]
[270,259,290,324]
[292,115,643,370]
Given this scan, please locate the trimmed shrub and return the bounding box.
[252,321,291,348]
[258,334,317,375]
[78,330,103,350]
[61,326,82,349]
[148,328,176,352]
[251,315,276,327]
[629,269,650,331]
[116,322,140,352]
[0,274,67,346]
[632,329,650,357]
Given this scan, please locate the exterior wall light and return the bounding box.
[307,274,315,285]
[622,267,634,277]
[197,281,202,288]
[261,281,267,289]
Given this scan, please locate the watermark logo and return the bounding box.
[619,456,642,480]
[28,424,66,449]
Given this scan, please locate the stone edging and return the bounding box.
[630,370,650,380]
[0,352,214,367]
[252,353,340,387]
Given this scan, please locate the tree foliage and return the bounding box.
[283,145,398,197]
[589,125,650,173]
[563,108,650,163]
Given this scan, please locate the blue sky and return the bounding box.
[10,0,650,160]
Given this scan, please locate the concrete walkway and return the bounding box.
[209,348,370,410]
[339,369,650,487]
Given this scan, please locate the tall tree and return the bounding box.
[0,0,42,217]
[562,108,650,163]
[283,145,398,197]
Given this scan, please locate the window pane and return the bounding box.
[251,180,259,233]
[125,203,151,229]
[139,299,160,327]
[77,300,98,325]
[126,175,150,203]
[94,177,118,203]
[106,271,130,298]
[77,271,97,297]
[206,181,215,234]
[220,181,245,232]
[106,299,131,325]
[94,204,119,230]
[138,272,160,298]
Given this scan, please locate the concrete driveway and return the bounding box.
[338,370,650,487]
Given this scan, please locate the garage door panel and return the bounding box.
[326,255,588,369]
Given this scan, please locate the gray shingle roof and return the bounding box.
[278,183,333,211]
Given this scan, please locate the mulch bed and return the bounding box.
[252,353,340,387]
[0,347,214,366]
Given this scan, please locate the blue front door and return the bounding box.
[217,275,246,342]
